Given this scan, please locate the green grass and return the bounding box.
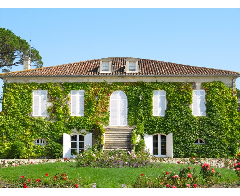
[0,162,239,188]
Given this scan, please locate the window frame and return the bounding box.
[32,90,47,117]
[71,90,85,116]
[70,134,85,155]
[153,134,167,157]
[125,58,139,73]
[100,59,112,73]
[153,90,167,117]
[34,138,46,146]
[192,90,206,116]
[194,138,205,145]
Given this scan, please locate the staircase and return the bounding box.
[103,127,133,151]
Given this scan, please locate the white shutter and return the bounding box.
[119,99,127,126]
[84,132,92,149]
[63,133,71,158]
[79,90,85,116]
[192,90,206,116]
[41,90,47,116]
[153,90,166,116]
[159,91,166,116]
[71,91,78,116]
[192,90,199,116]
[166,133,173,158]
[33,91,40,116]
[153,90,159,116]
[110,99,118,126]
[144,134,153,155]
[199,90,206,116]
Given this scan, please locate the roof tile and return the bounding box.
[0,57,239,77]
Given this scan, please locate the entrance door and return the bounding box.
[110,90,128,126]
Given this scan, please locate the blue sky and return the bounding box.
[0,8,240,110]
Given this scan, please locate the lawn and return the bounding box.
[0,161,239,188]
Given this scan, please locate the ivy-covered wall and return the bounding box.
[0,81,239,158]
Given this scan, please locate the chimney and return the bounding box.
[23,56,31,70]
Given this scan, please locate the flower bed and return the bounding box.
[75,148,161,168]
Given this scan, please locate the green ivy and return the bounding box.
[0,81,239,158]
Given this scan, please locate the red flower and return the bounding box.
[64,157,67,160]
[63,177,66,180]
[23,183,26,186]
[193,184,197,188]
[45,173,49,176]
[188,174,192,178]
[166,184,170,187]
[191,157,194,159]
[172,175,176,179]
[188,167,191,169]
[212,168,215,173]
[177,161,180,164]
[21,176,24,178]
[141,173,144,176]
[28,179,30,182]
[23,183,27,188]
[166,172,169,175]
[172,185,177,188]
[35,179,41,183]
[238,163,240,166]
[75,184,78,188]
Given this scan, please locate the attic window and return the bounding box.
[100,58,112,73]
[129,61,136,71]
[102,62,109,71]
[125,58,139,73]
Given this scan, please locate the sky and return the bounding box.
[0,4,240,111]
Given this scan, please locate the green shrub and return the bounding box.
[135,139,145,153]
[45,141,63,158]
[8,141,26,159]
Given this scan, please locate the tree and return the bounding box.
[0,27,43,72]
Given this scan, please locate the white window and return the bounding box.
[153,90,166,116]
[192,90,206,116]
[144,133,173,158]
[71,90,84,116]
[129,61,136,71]
[194,138,205,145]
[33,90,47,116]
[153,134,167,157]
[34,138,46,145]
[102,62,109,71]
[71,134,84,155]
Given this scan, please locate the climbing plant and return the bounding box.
[0,81,239,158]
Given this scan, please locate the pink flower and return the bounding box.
[172,175,176,179]
[188,174,192,178]
[172,185,177,188]
[236,167,240,171]
[186,184,190,187]
[120,154,123,156]
[133,154,136,158]
[188,167,191,169]
[212,168,215,173]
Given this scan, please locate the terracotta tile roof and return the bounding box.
[0,57,239,77]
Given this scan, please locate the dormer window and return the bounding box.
[125,58,139,73]
[129,61,136,71]
[100,58,112,73]
[102,62,109,71]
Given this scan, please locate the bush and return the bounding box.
[135,139,145,153]
[234,153,240,177]
[45,141,62,158]
[75,147,161,168]
[8,141,26,159]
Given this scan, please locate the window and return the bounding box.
[125,58,139,73]
[71,134,84,155]
[129,61,136,71]
[194,138,205,145]
[192,90,206,116]
[71,90,84,116]
[34,138,46,145]
[153,90,166,116]
[102,62,109,71]
[153,134,166,157]
[33,90,47,116]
